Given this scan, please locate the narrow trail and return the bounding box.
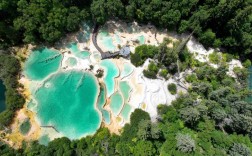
[92,24,120,59]
[40,125,59,133]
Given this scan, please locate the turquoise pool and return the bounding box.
[110,91,124,116]
[0,80,6,113]
[39,135,50,146]
[137,35,145,44]
[24,48,62,81]
[66,57,77,67]
[97,86,111,124]
[121,63,134,78]
[98,30,116,52]
[101,60,119,97]
[119,81,131,102]
[34,71,101,139]
[67,43,90,59]
[121,103,132,121]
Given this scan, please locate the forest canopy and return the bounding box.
[0,0,251,56]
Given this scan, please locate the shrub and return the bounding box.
[159,69,168,79]
[242,59,251,68]
[185,74,197,83]
[168,83,177,95]
[209,52,221,64]
[130,45,158,67]
[143,62,158,79]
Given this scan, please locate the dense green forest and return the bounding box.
[1,0,252,56]
[1,0,252,155]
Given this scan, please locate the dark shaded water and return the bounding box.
[0,80,6,113]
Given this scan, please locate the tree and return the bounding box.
[168,83,177,95]
[133,141,156,156]
[137,119,151,140]
[228,143,251,156]
[176,133,195,153]
[143,62,158,79]
[180,106,200,126]
[199,29,216,47]
[91,0,107,24]
[191,82,212,97]
[106,0,124,17]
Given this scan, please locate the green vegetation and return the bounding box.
[130,45,158,67]
[209,52,222,64]
[168,83,177,95]
[131,38,195,78]
[143,62,158,79]
[0,53,25,129]
[159,69,168,79]
[1,0,251,56]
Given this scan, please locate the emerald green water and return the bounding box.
[97,87,106,109]
[0,80,6,113]
[121,63,134,78]
[110,92,124,116]
[19,119,31,135]
[24,48,62,81]
[137,35,145,44]
[121,104,132,121]
[97,86,111,124]
[34,71,101,139]
[119,81,131,102]
[102,110,110,124]
[39,135,50,146]
[27,99,36,111]
[101,60,119,97]
[98,31,116,51]
[115,34,121,45]
[67,43,90,59]
[66,57,77,67]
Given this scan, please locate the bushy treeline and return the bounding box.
[131,39,194,79]
[1,63,252,155]
[1,0,251,56]
[0,53,25,128]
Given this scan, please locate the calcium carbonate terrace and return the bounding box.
[20,20,206,142]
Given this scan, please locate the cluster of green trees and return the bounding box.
[0,52,25,129]
[0,0,91,47]
[1,61,252,155]
[131,38,194,79]
[1,0,251,55]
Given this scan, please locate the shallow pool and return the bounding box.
[19,119,31,135]
[39,135,50,146]
[34,71,101,139]
[66,57,77,67]
[121,63,134,79]
[119,81,131,102]
[110,91,124,116]
[98,30,116,51]
[24,48,62,81]
[137,35,145,44]
[67,43,90,59]
[101,60,119,97]
[121,103,132,121]
[0,80,6,113]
